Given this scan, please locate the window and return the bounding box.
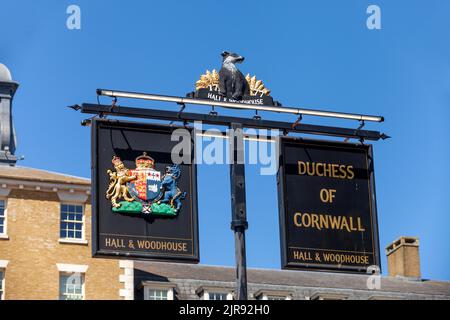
[59,272,84,300]
[146,289,168,300]
[196,287,234,300]
[0,200,6,236]
[254,290,292,300]
[143,283,175,300]
[60,204,84,240]
[209,292,229,300]
[0,269,4,300]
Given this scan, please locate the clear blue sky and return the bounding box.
[1,0,449,281]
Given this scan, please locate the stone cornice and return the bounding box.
[0,178,90,195]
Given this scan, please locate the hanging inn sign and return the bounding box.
[82,50,385,281]
[277,138,381,273]
[91,119,199,262]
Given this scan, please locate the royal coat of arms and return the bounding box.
[106,152,186,216]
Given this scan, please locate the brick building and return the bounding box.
[0,165,128,300]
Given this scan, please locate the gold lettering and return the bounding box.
[349,217,357,231]
[293,213,366,233]
[293,250,312,261]
[293,212,302,227]
[329,215,342,229]
[341,217,351,232]
[331,164,339,178]
[104,238,126,248]
[339,165,347,179]
[136,240,188,252]
[322,252,370,265]
[357,217,366,231]
[323,163,332,177]
[306,162,315,176]
[319,215,329,229]
[347,166,355,179]
[296,161,356,180]
[311,214,321,230]
[301,213,311,228]
[316,163,324,177]
[298,161,306,175]
[320,189,336,203]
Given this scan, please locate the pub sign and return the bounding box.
[278,137,381,272]
[91,119,199,262]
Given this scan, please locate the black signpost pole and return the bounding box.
[229,122,248,300]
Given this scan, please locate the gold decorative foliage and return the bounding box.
[195,69,220,91]
[245,74,271,97]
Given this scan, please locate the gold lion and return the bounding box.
[106,156,136,208]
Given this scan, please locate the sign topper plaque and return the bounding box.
[187,51,281,107]
[278,137,381,273]
[91,119,199,262]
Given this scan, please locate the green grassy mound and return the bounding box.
[112,201,142,214]
[150,203,177,216]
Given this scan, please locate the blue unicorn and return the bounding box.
[158,164,186,212]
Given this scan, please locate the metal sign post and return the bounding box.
[229,123,248,300]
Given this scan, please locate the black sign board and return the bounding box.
[91,119,199,262]
[278,137,380,272]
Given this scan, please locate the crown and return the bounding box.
[135,152,154,169]
[112,156,123,166]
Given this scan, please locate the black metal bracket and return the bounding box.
[292,114,303,129]
[109,97,118,113]
[169,103,187,126]
[231,220,249,229]
[209,105,218,116]
[253,109,261,120]
[344,120,366,143]
[176,102,186,117]
[79,103,388,142]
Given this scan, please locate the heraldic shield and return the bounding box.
[128,166,162,202]
[105,152,186,216]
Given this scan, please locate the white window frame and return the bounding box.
[59,203,88,245]
[0,268,5,300]
[205,291,233,301]
[197,287,234,300]
[59,272,85,301]
[143,283,175,300]
[0,198,8,239]
[254,290,292,300]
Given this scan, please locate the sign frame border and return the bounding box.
[91,118,200,263]
[277,136,381,273]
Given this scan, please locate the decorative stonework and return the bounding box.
[56,263,88,273]
[0,188,11,197]
[57,191,88,203]
[119,260,134,300]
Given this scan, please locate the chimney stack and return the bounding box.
[0,63,19,166]
[386,236,421,279]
